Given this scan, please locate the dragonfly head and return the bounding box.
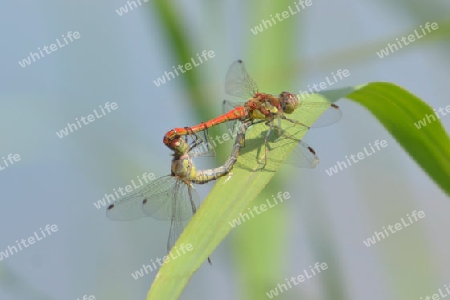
[279,92,299,114]
[168,137,190,158]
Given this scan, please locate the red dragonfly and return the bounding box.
[164,60,342,168]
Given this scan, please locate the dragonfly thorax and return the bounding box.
[245,94,281,120]
[171,155,196,180]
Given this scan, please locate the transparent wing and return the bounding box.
[164,180,200,252]
[184,130,216,158]
[295,102,343,128]
[264,103,341,167]
[222,99,243,113]
[106,175,173,221]
[225,60,258,99]
[107,173,201,253]
[237,123,319,170]
[271,122,321,168]
[270,134,320,168]
[139,176,199,222]
[105,193,146,221]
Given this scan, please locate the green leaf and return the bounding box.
[147,82,450,299]
[347,82,450,195]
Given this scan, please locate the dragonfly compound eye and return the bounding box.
[280,92,299,114]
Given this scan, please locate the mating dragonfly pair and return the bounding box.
[106,60,342,259]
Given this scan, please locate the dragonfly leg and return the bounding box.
[281,115,310,129]
[262,120,274,169]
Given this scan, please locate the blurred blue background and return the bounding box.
[1,0,449,299]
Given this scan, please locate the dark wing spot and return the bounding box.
[143,198,147,204]
[308,146,316,155]
[107,204,114,210]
